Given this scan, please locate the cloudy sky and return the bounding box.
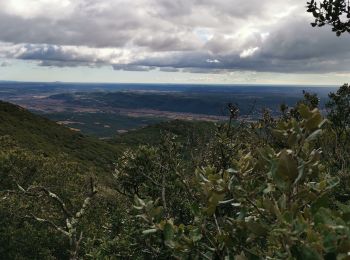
[0,0,349,85]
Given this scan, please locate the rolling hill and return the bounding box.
[0,101,217,172]
[0,101,120,172]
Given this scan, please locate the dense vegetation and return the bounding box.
[0,101,120,172]
[1,84,350,259]
[0,102,215,259]
[41,111,163,138]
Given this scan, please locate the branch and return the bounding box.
[113,186,133,199]
[75,178,98,219]
[161,174,168,217]
[245,196,270,223]
[70,231,84,260]
[21,184,73,218]
[25,214,70,237]
[213,213,222,235]
[175,171,196,201]
[139,169,162,187]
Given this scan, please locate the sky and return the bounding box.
[0,0,349,85]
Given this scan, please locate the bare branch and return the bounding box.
[25,185,73,218]
[25,214,70,237]
[161,174,168,217]
[11,178,99,260]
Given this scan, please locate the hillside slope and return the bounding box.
[0,101,217,170]
[0,101,119,171]
[111,119,216,147]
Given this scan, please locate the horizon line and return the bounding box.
[0,80,339,88]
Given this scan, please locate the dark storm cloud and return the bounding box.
[0,0,349,74]
[159,67,180,72]
[112,64,156,72]
[12,44,116,67]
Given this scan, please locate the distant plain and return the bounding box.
[0,82,337,138]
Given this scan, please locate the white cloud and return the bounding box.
[206,59,220,63]
[240,47,259,58]
[0,0,348,74]
[1,0,73,19]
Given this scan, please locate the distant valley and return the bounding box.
[0,82,337,138]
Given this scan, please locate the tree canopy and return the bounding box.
[307,0,350,36]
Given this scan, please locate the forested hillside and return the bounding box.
[0,101,214,171]
[0,101,119,172]
[0,100,216,259]
[1,85,350,259]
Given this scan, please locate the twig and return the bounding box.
[245,196,270,223]
[213,213,222,235]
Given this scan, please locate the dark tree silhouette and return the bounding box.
[307,0,350,36]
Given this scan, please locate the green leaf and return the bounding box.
[305,129,322,142]
[299,104,313,119]
[305,112,323,131]
[149,206,163,218]
[283,211,293,224]
[288,133,298,147]
[190,227,203,242]
[272,150,298,190]
[246,221,268,236]
[206,192,225,216]
[190,203,201,216]
[294,163,305,185]
[163,222,174,242]
[311,194,329,214]
[278,194,287,210]
[134,195,146,207]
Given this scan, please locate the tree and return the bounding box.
[323,84,350,187]
[307,0,350,36]
[327,83,350,130]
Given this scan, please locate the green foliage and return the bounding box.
[0,101,119,173]
[114,145,160,197]
[327,83,350,131]
[3,84,350,259]
[285,90,320,121]
[44,111,163,138]
[0,137,87,259]
[132,102,350,259]
[0,103,215,259]
[111,120,216,152]
[115,132,192,220]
